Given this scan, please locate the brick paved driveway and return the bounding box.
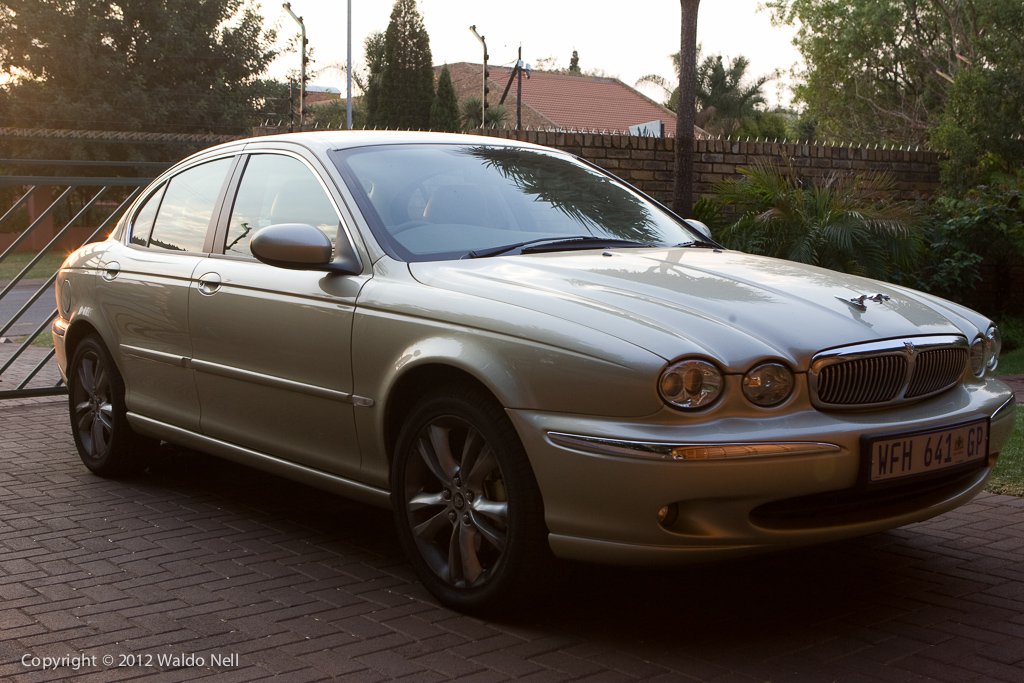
[2,399,1023,682]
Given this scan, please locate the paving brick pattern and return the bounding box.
[1,400,1023,681]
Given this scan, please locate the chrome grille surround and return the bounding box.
[809,335,968,410]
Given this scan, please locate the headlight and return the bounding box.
[969,336,986,377]
[986,324,1001,373]
[659,359,723,410]
[742,363,794,407]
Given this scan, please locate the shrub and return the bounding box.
[711,161,920,281]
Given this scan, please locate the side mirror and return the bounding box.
[683,218,714,241]
[250,223,360,274]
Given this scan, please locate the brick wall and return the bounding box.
[475,129,943,206]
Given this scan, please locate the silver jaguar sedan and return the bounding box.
[53,131,1016,611]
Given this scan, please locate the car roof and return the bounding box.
[185,130,548,164]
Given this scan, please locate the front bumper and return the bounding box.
[509,378,1016,564]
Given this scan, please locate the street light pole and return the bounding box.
[283,2,307,130]
[469,25,488,128]
[346,0,353,129]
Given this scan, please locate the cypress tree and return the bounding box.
[374,0,434,129]
[430,66,460,132]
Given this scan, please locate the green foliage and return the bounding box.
[712,161,920,280]
[637,49,776,137]
[736,111,791,141]
[430,66,460,133]
[306,99,367,131]
[769,0,1024,158]
[568,50,581,75]
[986,411,1023,497]
[695,55,773,137]
[361,31,386,124]
[0,0,277,138]
[913,173,1024,313]
[373,0,434,130]
[930,65,1024,190]
[998,317,1024,355]
[459,98,507,131]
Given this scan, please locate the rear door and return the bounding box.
[103,155,236,430]
[187,151,368,479]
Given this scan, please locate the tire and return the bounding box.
[68,335,156,476]
[391,383,551,613]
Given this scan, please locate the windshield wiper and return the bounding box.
[466,236,656,259]
[673,239,721,249]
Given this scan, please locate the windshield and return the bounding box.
[330,144,702,262]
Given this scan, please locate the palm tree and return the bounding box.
[674,0,700,216]
[638,52,774,136]
[696,55,772,136]
[714,161,920,280]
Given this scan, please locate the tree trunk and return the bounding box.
[673,0,700,216]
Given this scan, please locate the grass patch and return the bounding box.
[987,411,1024,497]
[0,252,67,284]
[997,347,1024,375]
[6,333,55,349]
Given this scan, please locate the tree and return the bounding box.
[430,66,460,132]
[0,0,276,136]
[768,0,1024,155]
[460,97,507,130]
[361,31,386,124]
[568,50,581,75]
[695,55,772,136]
[673,0,700,216]
[373,0,434,130]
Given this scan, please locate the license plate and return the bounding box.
[866,419,989,483]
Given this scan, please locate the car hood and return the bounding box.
[407,248,975,371]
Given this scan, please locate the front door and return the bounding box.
[188,152,366,479]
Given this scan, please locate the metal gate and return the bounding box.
[0,160,163,399]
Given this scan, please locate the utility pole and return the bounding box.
[283,3,307,130]
[498,47,527,131]
[516,46,523,130]
[469,25,488,128]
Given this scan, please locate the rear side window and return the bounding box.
[129,184,165,247]
[147,158,232,253]
[224,154,339,257]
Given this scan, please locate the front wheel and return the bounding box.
[391,385,550,612]
[68,335,155,476]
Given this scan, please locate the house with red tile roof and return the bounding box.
[440,62,682,136]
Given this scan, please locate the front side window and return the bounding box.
[330,144,703,262]
[148,158,232,253]
[224,154,339,258]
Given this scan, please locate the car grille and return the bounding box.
[809,335,968,409]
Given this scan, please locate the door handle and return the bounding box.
[197,272,222,295]
[102,262,120,281]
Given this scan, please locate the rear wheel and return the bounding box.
[391,384,550,612]
[69,335,155,476]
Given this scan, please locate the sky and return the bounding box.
[265,0,804,108]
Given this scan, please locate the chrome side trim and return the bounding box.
[126,412,391,508]
[547,432,841,462]
[120,344,188,367]
[190,358,356,403]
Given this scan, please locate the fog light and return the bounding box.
[657,503,679,527]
